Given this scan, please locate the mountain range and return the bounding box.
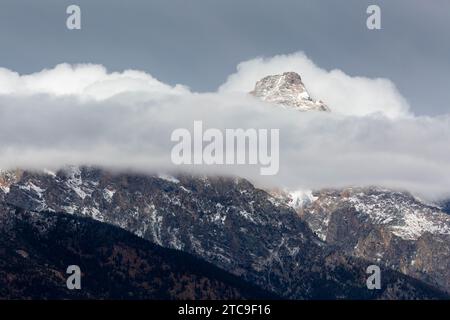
[0,72,449,300]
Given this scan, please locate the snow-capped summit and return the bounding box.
[250,72,330,112]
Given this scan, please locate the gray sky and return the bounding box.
[0,0,449,115]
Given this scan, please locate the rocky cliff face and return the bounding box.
[0,168,447,299]
[250,72,329,112]
[294,187,450,294]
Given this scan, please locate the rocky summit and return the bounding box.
[250,72,330,112]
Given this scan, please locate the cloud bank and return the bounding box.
[0,53,449,200]
[0,63,189,100]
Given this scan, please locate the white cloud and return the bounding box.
[219,52,412,119]
[0,63,189,100]
[0,56,449,201]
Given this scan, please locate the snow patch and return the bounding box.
[288,189,318,210]
[103,188,116,202]
[157,174,180,184]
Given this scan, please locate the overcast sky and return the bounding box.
[0,0,449,116]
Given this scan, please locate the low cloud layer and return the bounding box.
[0,53,449,200]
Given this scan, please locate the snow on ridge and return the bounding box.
[266,188,318,211]
[43,169,56,177]
[157,174,180,184]
[346,189,450,240]
[288,190,318,210]
[63,166,93,200]
[19,181,45,196]
[103,188,116,202]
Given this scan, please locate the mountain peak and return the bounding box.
[250,72,330,112]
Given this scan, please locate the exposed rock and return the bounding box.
[1,168,447,299]
[250,72,329,112]
[295,187,450,294]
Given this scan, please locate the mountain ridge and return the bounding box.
[0,203,277,300]
[1,167,448,299]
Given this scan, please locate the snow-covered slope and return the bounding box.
[3,167,447,299]
[297,187,450,241]
[289,187,450,293]
[250,72,329,112]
